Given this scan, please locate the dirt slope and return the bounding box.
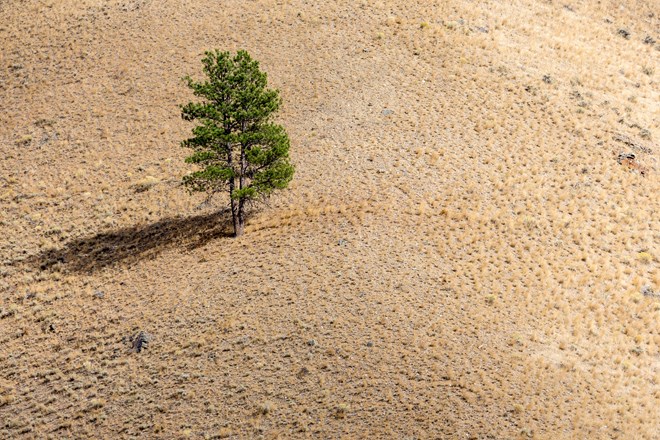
[1,0,658,438]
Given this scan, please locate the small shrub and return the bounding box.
[15,135,32,146]
[333,403,350,419]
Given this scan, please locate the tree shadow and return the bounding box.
[21,209,234,274]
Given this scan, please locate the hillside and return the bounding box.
[1,0,658,438]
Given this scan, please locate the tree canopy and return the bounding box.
[180,50,294,237]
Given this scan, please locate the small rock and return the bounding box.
[381,109,394,116]
[642,36,655,45]
[617,152,635,164]
[641,286,657,298]
[617,28,630,39]
[131,331,151,353]
[93,290,105,299]
[307,339,316,347]
[338,239,347,246]
[366,341,374,347]
[542,74,552,84]
[613,133,653,154]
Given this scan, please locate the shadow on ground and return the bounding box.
[22,209,234,273]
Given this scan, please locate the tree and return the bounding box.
[180,50,295,237]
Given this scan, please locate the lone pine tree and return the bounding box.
[180,50,294,237]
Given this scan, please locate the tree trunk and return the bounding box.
[230,196,242,237]
[234,132,246,238]
[226,130,243,237]
[236,199,245,237]
[228,156,241,237]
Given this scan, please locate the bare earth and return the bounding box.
[1,0,658,438]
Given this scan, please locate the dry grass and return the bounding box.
[1,0,658,438]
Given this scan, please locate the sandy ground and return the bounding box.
[1,0,658,438]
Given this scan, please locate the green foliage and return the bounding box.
[180,50,294,236]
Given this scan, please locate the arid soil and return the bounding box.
[1,0,658,438]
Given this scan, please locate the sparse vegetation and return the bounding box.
[0,0,657,439]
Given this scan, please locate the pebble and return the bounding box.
[617,28,630,39]
[641,286,658,298]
